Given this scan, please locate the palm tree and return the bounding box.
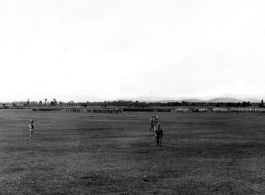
[45,99,47,106]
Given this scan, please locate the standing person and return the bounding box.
[154,116,159,125]
[29,120,34,139]
[153,116,159,131]
[149,116,155,131]
[155,124,163,147]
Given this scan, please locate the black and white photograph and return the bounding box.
[1,0,265,194]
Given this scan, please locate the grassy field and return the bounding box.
[1,110,265,194]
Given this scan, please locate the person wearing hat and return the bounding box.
[155,124,163,147]
[29,120,34,139]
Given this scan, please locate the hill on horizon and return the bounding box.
[159,99,205,103]
[3,94,262,103]
[117,96,262,103]
[206,97,243,103]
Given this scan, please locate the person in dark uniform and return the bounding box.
[149,116,155,131]
[29,120,34,139]
[155,124,163,147]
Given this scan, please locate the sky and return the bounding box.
[1,0,265,102]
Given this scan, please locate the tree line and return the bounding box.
[1,99,265,108]
[80,100,263,108]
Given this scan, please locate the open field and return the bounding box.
[1,110,265,194]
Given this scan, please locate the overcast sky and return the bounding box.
[1,0,265,102]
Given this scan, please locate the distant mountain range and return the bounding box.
[159,99,205,103]
[2,93,263,103]
[113,95,262,103]
[206,98,244,103]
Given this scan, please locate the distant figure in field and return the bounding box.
[29,120,34,139]
[154,116,158,126]
[153,115,159,130]
[155,124,163,147]
[149,116,155,131]
[150,115,159,131]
